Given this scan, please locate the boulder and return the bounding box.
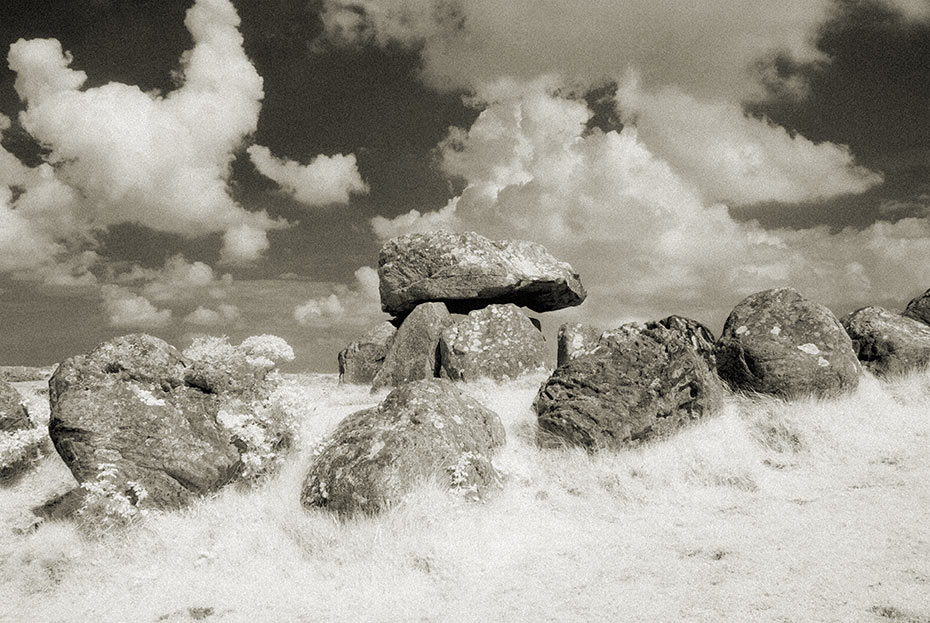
[371,303,453,390]
[841,306,930,377]
[378,230,586,317]
[555,315,715,369]
[338,321,397,384]
[556,323,602,367]
[301,378,506,517]
[48,334,278,509]
[439,304,546,381]
[903,288,930,325]
[715,288,860,399]
[535,321,723,450]
[0,379,30,432]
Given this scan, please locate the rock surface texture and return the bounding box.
[715,288,860,399]
[378,231,586,317]
[535,321,722,450]
[440,304,546,381]
[0,379,30,432]
[556,323,603,367]
[903,288,930,326]
[48,334,276,508]
[841,306,930,377]
[371,302,453,391]
[338,321,397,384]
[302,378,506,517]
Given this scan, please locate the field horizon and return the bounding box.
[1,367,929,622]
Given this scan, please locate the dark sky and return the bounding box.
[0,0,928,370]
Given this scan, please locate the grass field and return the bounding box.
[1,369,929,623]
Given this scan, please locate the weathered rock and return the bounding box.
[0,365,56,383]
[715,288,860,398]
[0,379,30,432]
[439,304,546,381]
[841,306,930,377]
[556,323,602,367]
[535,321,723,450]
[378,230,586,317]
[371,303,453,390]
[555,315,715,369]
[903,288,930,326]
[338,321,397,384]
[653,315,717,369]
[48,334,278,509]
[302,378,506,517]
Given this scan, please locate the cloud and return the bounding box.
[293,266,384,327]
[2,0,287,277]
[183,303,241,325]
[100,285,172,328]
[618,81,883,205]
[110,254,232,302]
[247,145,368,206]
[370,83,930,330]
[320,0,834,99]
[879,0,930,22]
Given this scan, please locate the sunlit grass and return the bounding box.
[2,370,929,622]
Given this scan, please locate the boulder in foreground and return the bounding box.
[49,334,289,509]
[841,306,930,377]
[378,230,586,317]
[535,321,723,450]
[302,378,506,517]
[715,288,860,399]
[440,304,546,381]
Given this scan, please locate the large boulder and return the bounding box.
[371,303,453,390]
[439,304,546,381]
[378,230,586,317]
[0,379,30,432]
[555,315,715,369]
[338,321,397,384]
[841,306,930,377]
[48,334,278,509]
[535,321,723,450]
[903,288,930,325]
[715,288,860,399]
[556,323,602,368]
[301,378,506,517]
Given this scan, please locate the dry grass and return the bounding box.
[1,370,929,622]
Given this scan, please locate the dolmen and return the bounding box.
[339,230,587,387]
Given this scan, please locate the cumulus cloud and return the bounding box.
[293,266,384,327]
[110,254,232,302]
[183,303,241,325]
[247,145,368,206]
[2,0,287,280]
[371,83,930,330]
[618,81,883,205]
[100,285,172,328]
[320,0,833,99]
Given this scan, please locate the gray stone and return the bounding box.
[0,378,30,432]
[903,288,930,326]
[378,230,586,317]
[48,334,282,509]
[371,303,453,391]
[535,321,723,450]
[301,378,506,517]
[841,306,930,377]
[440,304,546,381]
[556,323,602,367]
[715,288,860,399]
[338,321,397,384]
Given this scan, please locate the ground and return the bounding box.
[1,369,929,622]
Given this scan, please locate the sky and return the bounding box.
[0,0,928,371]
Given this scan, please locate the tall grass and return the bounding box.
[1,370,929,622]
